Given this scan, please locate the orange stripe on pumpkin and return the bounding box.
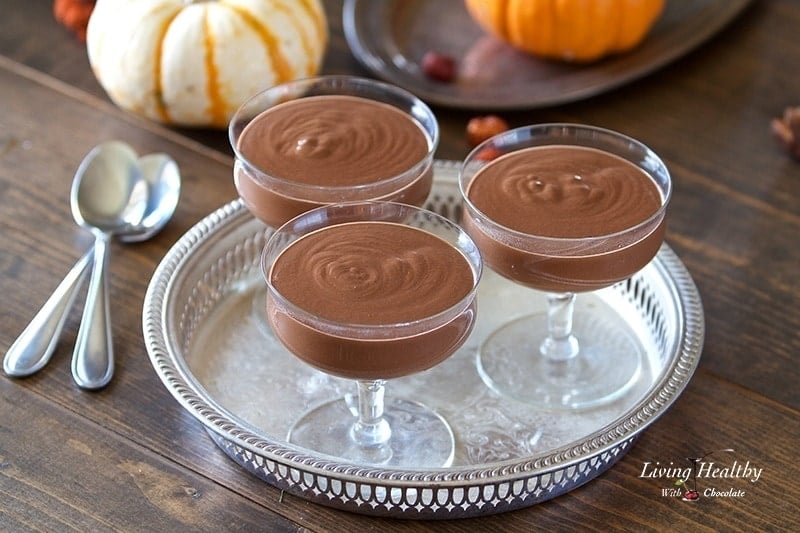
[203,8,227,127]
[298,0,326,38]
[271,0,315,74]
[228,5,294,84]
[276,0,325,74]
[297,0,327,71]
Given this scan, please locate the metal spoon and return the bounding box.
[3,142,144,380]
[3,142,180,383]
[70,142,149,389]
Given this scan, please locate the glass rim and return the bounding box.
[261,200,482,336]
[459,122,673,246]
[229,75,439,193]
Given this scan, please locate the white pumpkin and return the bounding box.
[86,0,328,128]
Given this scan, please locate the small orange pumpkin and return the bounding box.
[464,0,666,63]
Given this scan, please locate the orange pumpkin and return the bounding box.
[464,0,666,63]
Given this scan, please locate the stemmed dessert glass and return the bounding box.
[459,124,671,410]
[228,75,439,331]
[229,75,438,227]
[262,201,482,467]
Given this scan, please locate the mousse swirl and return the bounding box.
[237,95,429,186]
[269,222,474,325]
[468,145,663,238]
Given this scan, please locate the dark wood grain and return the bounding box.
[0,383,304,532]
[1,0,799,530]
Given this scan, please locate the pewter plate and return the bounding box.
[343,0,753,109]
[143,161,704,518]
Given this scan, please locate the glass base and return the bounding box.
[287,396,455,468]
[477,311,642,410]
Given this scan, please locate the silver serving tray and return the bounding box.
[143,161,704,518]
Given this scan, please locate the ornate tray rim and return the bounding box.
[143,161,704,504]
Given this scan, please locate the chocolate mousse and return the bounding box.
[266,221,477,379]
[463,145,666,292]
[235,95,433,227]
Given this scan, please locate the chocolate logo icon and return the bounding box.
[674,449,736,502]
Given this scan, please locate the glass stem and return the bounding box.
[539,292,580,361]
[351,379,392,448]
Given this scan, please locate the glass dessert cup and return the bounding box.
[229,75,439,228]
[229,75,439,333]
[459,124,672,410]
[262,201,482,468]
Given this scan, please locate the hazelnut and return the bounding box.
[466,115,510,147]
[771,106,800,160]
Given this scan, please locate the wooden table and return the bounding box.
[2,1,798,530]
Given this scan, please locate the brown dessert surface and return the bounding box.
[269,221,473,325]
[467,145,662,238]
[237,95,429,186]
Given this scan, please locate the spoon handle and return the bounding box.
[3,250,93,377]
[72,235,114,390]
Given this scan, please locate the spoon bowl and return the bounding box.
[71,141,148,233]
[120,153,181,242]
